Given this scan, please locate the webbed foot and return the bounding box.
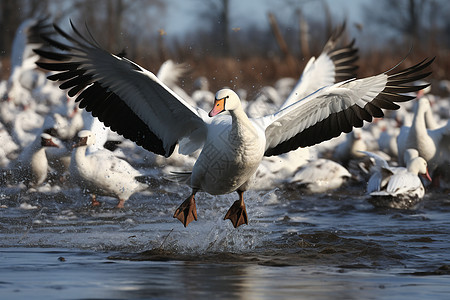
[173,194,197,227]
[224,199,248,228]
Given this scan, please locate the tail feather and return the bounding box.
[135,175,160,188]
[164,171,192,185]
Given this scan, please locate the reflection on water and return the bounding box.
[0,183,449,299]
[1,248,449,300]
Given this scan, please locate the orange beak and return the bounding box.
[209,97,226,117]
[422,169,432,182]
[72,136,88,148]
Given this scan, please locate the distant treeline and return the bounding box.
[1,0,449,95]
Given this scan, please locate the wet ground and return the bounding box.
[1,178,449,299]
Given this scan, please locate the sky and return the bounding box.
[161,0,370,36]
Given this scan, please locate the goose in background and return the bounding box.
[247,23,359,118]
[279,22,358,110]
[70,130,150,208]
[333,128,368,166]
[156,59,193,104]
[44,134,71,182]
[52,108,84,141]
[245,86,283,118]
[35,21,432,229]
[191,76,215,111]
[286,158,351,193]
[253,147,317,191]
[10,104,46,148]
[3,17,52,107]
[274,77,296,101]
[397,97,450,174]
[248,22,360,186]
[0,121,20,168]
[9,133,59,188]
[376,118,401,158]
[362,149,431,209]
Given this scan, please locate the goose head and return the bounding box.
[40,133,59,148]
[73,130,95,148]
[408,156,432,181]
[209,89,241,117]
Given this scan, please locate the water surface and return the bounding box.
[1,182,449,299]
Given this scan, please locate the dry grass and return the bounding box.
[1,46,446,98]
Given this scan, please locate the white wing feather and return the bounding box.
[261,74,388,152]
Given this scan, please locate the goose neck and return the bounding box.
[73,145,87,162]
[412,104,428,134]
[229,107,259,145]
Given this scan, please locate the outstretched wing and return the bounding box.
[260,58,433,156]
[280,23,358,110]
[34,21,208,157]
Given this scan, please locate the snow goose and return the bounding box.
[286,158,351,193]
[191,76,215,111]
[35,21,432,228]
[376,118,401,158]
[4,17,52,106]
[248,23,359,186]
[156,59,193,103]
[70,130,149,208]
[245,86,283,117]
[333,128,367,166]
[279,22,358,110]
[362,149,431,209]
[0,121,20,168]
[397,97,450,172]
[247,23,358,118]
[11,104,45,148]
[9,132,59,187]
[41,131,72,179]
[253,147,316,190]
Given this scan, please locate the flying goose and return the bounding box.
[247,23,358,117]
[279,22,358,110]
[34,21,432,228]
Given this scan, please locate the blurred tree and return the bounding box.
[0,0,50,58]
[195,0,231,56]
[0,0,21,58]
[363,0,450,50]
[59,0,165,54]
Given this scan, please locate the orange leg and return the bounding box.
[116,199,125,208]
[91,194,101,207]
[173,190,198,227]
[224,190,248,228]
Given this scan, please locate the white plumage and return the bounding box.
[397,97,450,173]
[10,133,59,188]
[280,23,358,110]
[35,21,432,228]
[70,130,149,208]
[287,158,351,193]
[363,150,431,209]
